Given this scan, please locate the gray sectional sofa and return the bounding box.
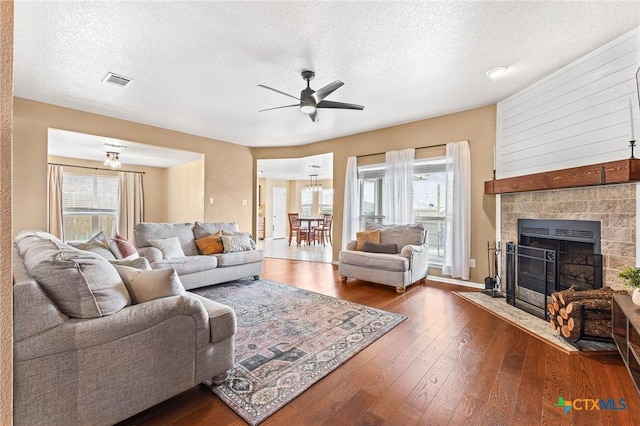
[13,230,237,426]
[134,221,264,289]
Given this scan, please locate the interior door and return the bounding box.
[272,186,287,239]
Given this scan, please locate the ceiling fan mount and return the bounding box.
[301,70,315,83]
[258,70,364,122]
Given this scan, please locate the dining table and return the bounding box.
[298,217,324,245]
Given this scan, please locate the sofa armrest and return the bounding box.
[137,246,163,263]
[400,244,429,281]
[345,240,357,250]
[188,293,237,343]
[14,294,210,361]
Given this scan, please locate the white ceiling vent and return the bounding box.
[102,72,131,87]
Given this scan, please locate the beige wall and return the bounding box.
[165,159,205,223]
[13,98,255,235]
[252,105,498,283]
[47,155,167,226]
[0,1,12,423]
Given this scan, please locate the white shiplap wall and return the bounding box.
[497,27,640,178]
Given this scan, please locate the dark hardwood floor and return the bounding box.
[119,258,640,426]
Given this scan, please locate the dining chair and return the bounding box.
[312,213,333,246]
[287,212,309,246]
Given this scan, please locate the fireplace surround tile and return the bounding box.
[501,183,636,290]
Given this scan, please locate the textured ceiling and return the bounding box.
[13,1,640,148]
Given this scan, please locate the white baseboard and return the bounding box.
[427,275,484,289]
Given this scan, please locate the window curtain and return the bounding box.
[442,141,471,280]
[342,156,360,249]
[118,172,144,241]
[47,164,64,238]
[383,148,415,224]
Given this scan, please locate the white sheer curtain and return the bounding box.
[47,164,64,238]
[443,141,471,280]
[383,148,415,224]
[118,172,144,241]
[342,156,360,249]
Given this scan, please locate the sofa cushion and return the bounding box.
[149,237,185,259]
[109,257,151,270]
[15,230,131,319]
[222,230,257,249]
[363,241,398,254]
[109,234,139,260]
[195,231,224,255]
[193,222,239,240]
[151,255,218,275]
[70,231,117,260]
[134,222,199,256]
[365,223,426,248]
[339,249,409,272]
[355,229,381,251]
[214,249,264,267]
[220,234,253,253]
[115,266,185,304]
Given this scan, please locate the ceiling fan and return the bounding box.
[258,70,364,122]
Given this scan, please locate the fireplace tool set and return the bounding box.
[483,241,504,298]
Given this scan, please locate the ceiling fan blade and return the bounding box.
[259,104,300,112]
[309,110,318,122]
[257,85,300,101]
[316,100,364,110]
[312,80,344,103]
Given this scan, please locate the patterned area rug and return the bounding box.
[191,279,406,425]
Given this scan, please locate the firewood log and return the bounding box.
[547,303,556,315]
[559,307,568,320]
[555,285,577,305]
[560,286,627,305]
[566,299,611,312]
[582,319,612,339]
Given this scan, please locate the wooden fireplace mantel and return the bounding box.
[484,158,640,194]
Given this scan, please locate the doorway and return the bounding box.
[272,186,287,239]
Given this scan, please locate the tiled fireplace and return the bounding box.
[500,183,636,291]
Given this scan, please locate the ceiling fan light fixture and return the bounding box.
[300,105,316,114]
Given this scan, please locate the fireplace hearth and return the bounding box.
[506,219,603,319]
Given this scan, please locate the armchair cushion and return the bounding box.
[339,250,409,272]
[355,229,381,250]
[365,223,426,248]
[363,241,398,254]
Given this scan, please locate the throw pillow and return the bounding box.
[222,230,257,249]
[109,234,139,260]
[363,241,398,254]
[148,237,185,259]
[73,241,117,260]
[220,234,253,253]
[109,257,151,270]
[114,266,184,304]
[355,229,381,251]
[17,233,130,319]
[195,231,224,255]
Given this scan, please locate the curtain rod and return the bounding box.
[355,143,447,159]
[48,162,146,175]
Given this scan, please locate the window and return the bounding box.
[357,157,446,266]
[62,173,118,241]
[319,188,333,214]
[300,189,313,217]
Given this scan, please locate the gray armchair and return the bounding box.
[338,223,429,293]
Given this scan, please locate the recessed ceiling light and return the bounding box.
[486,66,508,78]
